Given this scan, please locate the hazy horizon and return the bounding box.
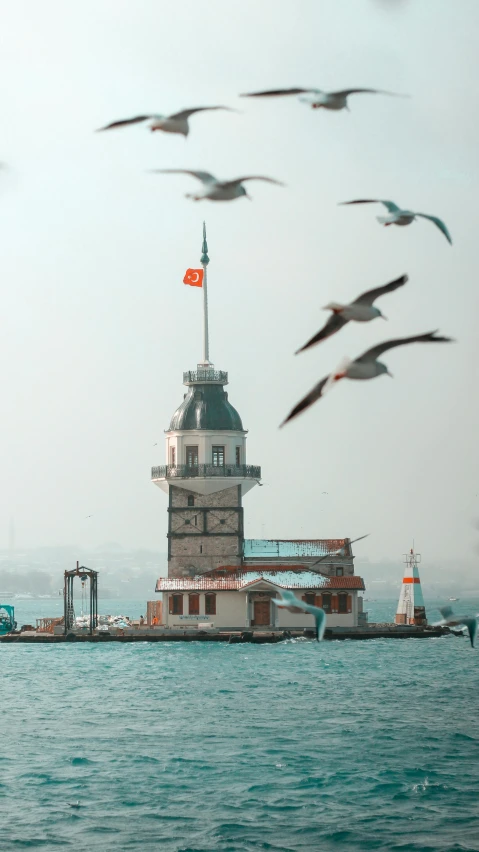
[0,0,478,568]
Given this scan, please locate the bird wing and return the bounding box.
[415,214,452,245]
[310,534,370,566]
[356,330,453,363]
[295,313,349,353]
[330,88,406,98]
[271,590,299,608]
[222,176,285,188]
[299,601,327,641]
[280,376,329,427]
[169,106,234,120]
[149,169,217,184]
[461,617,478,647]
[272,592,327,639]
[353,274,408,307]
[240,88,319,98]
[439,605,454,622]
[339,199,401,213]
[96,115,152,131]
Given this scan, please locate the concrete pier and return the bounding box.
[0,624,454,643]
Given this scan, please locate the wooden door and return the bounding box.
[253,600,270,626]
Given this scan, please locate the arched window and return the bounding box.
[188,495,194,507]
[338,594,348,614]
[189,594,199,615]
[205,593,216,616]
[322,594,331,613]
[169,594,183,615]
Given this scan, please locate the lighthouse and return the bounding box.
[395,546,427,625]
[151,224,261,578]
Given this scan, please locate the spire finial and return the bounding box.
[201,220,209,266]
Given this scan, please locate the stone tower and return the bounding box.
[151,225,261,578]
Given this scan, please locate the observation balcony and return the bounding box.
[183,369,228,386]
[152,464,261,481]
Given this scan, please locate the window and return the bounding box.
[186,446,198,467]
[205,593,216,615]
[235,446,241,466]
[338,595,348,614]
[169,595,183,615]
[194,515,197,526]
[170,446,176,466]
[303,593,316,606]
[187,495,195,507]
[336,567,343,577]
[212,446,225,466]
[322,594,331,613]
[189,594,199,615]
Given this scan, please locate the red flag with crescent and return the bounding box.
[183,269,204,288]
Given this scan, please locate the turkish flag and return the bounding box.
[183,268,204,288]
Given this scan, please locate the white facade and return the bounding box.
[157,573,363,629]
[166,429,247,468]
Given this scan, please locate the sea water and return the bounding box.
[1,599,478,852]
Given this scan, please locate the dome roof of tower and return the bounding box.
[169,383,244,431]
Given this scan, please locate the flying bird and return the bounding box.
[296,274,408,353]
[310,534,370,567]
[272,589,326,641]
[281,331,452,426]
[241,87,406,111]
[97,106,235,137]
[434,606,478,648]
[149,169,284,202]
[339,200,452,244]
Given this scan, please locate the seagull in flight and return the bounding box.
[97,106,235,138]
[296,274,407,353]
[149,169,284,202]
[310,534,370,567]
[434,606,478,647]
[339,199,452,244]
[272,590,327,641]
[281,331,452,426]
[241,86,406,111]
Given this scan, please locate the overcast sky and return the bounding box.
[0,0,478,568]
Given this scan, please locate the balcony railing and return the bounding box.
[152,464,261,480]
[183,369,228,385]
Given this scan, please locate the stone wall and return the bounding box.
[168,484,243,578]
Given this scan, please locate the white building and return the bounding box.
[156,567,364,630]
[151,225,366,631]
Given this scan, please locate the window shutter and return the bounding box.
[315,594,323,608]
[347,594,352,613]
[331,594,339,613]
[301,595,307,603]
[169,596,174,614]
[189,594,199,615]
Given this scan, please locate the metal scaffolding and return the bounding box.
[64,562,98,634]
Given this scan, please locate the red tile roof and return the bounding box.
[322,576,365,590]
[156,569,365,593]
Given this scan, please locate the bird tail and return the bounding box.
[322,302,345,312]
[321,356,352,396]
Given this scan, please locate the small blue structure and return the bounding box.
[0,605,16,635]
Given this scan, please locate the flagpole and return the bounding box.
[200,221,210,365]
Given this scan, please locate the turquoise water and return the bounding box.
[1,600,478,852]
